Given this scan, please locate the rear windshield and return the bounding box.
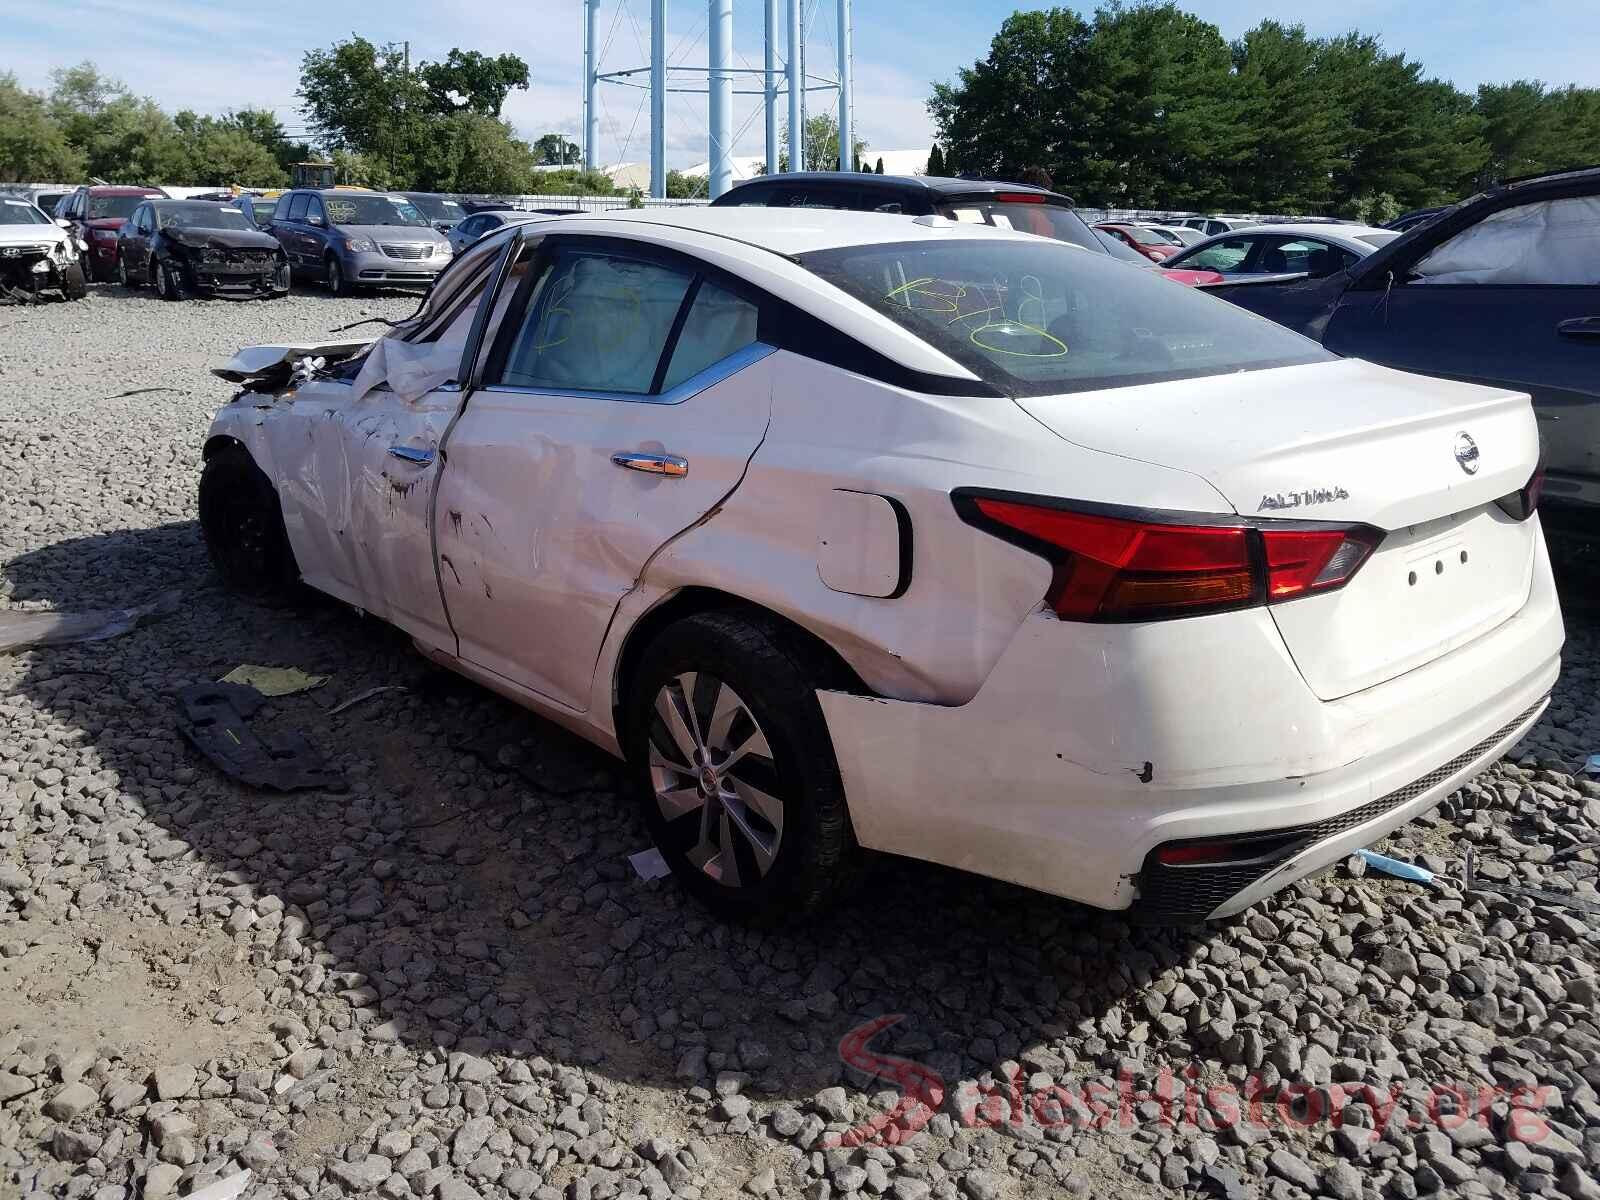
[88,195,146,220]
[408,195,464,221]
[934,199,1101,252]
[798,238,1331,397]
[155,204,255,232]
[323,194,429,227]
[0,200,49,225]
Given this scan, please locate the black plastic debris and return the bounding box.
[176,682,344,792]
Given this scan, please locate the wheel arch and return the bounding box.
[609,586,872,738]
[203,434,249,462]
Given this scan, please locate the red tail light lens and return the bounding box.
[959,493,1382,622]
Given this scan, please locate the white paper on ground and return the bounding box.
[628,847,671,880]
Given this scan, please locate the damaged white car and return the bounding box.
[0,197,88,303]
[200,209,1562,923]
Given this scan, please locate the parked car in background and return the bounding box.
[399,192,467,234]
[1095,223,1181,261]
[201,208,1559,925]
[268,189,451,294]
[1196,167,1600,528]
[1140,224,1204,246]
[446,209,547,255]
[117,199,289,300]
[56,185,165,281]
[1,186,75,219]
[1178,215,1257,237]
[1092,227,1223,286]
[1386,206,1448,233]
[1164,223,1397,279]
[712,173,1107,253]
[236,194,280,228]
[0,197,87,302]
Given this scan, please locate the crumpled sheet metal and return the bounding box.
[0,588,183,655]
[212,340,373,384]
[176,682,344,792]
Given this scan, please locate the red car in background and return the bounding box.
[1095,222,1181,262]
[1092,226,1222,286]
[56,185,165,281]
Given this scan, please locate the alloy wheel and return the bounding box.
[154,261,168,298]
[647,672,784,887]
[326,259,342,294]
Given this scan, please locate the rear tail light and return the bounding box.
[956,492,1382,622]
[1494,466,1543,521]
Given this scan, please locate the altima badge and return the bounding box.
[1454,432,1480,475]
[1258,485,1349,512]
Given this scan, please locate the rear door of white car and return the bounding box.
[432,235,774,712]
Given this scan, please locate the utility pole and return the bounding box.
[764,0,779,176]
[583,0,599,171]
[708,0,733,198]
[786,0,803,171]
[651,0,666,198]
[836,0,851,171]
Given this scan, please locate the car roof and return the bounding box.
[531,205,1038,257]
[721,173,1073,203]
[1228,222,1391,240]
[88,186,162,195]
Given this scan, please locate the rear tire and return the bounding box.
[198,445,301,605]
[622,611,859,923]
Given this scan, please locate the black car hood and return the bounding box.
[167,227,280,251]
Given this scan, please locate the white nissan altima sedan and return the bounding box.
[200,208,1562,923]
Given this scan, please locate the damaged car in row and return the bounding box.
[0,196,88,303]
[117,200,290,300]
[199,209,1561,924]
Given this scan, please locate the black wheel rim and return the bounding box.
[211,488,272,586]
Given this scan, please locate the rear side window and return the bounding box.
[500,250,694,394]
[798,238,1330,397]
[659,282,759,390]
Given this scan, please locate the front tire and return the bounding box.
[198,445,301,605]
[154,258,186,302]
[61,262,87,301]
[117,253,137,289]
[623,612,858,922]
[324,256,346,295]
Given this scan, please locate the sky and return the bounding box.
[8,0,1600,172]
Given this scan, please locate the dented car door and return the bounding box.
[431,237,773,712]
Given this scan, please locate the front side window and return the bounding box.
[1412,195,1600,285]
[283,193,309,223]
[799,238,1330,397]
[306,197,326,225]
[1179,237,1251,273]
[500,250,695,394]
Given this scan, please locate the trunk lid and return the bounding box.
[1016,358,1543,699]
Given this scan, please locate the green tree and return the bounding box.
[172,111,288,187]
[874,156,885,174]
[665,169,704,199]
[0,73,85,182]
[926,143,946,175]
[533,133,581,165]
[226,109,313,174]
[420,49,529,118]
[1229,22,1339,210]
[776,114,866,171]
[416,112,536,193]
[298,37,433,177]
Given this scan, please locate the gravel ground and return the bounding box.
[1,284,1599,1200]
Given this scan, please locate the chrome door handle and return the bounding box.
[611,451,688,478]
[388,446,436,465]
[1556,316,1600,340]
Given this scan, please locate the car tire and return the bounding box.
[198,444,301,605]
[154,258,186,302]
[325,256,345,296]
[117,253,137,289]
[60,262,87,302]
[622,611,860,923]
[269,258,291,296]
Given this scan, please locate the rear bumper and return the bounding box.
[818,530,1563,917]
